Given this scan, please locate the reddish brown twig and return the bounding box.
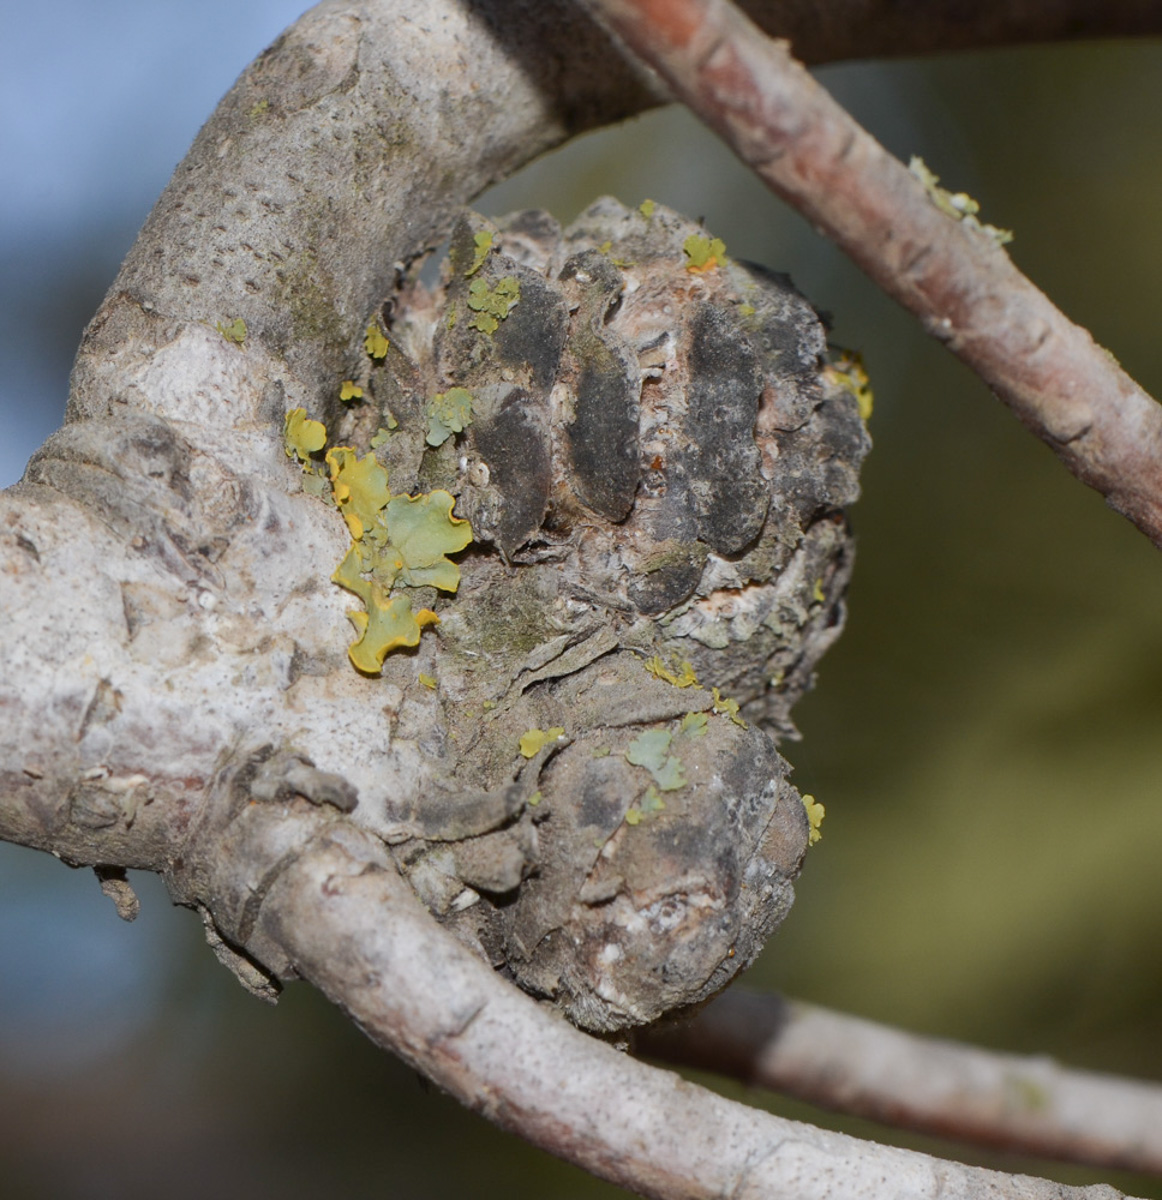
[639,990,1162,1177]
[585,0,1162,549]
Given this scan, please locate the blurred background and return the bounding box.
[3,3,1162,1196]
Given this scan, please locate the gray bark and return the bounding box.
[0,2,1154,1196]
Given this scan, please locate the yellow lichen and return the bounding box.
[284,408,327,462]
[339,380,364,402]
[626,785,666,827]
[519,727,565,758]
[344,588,440,674]
[465,230,493,277]
[823,349,874,421]
[418,672,437,689]
[643,655,699,688]
[802,794,825,846]
[683,233,727,273]
[326,447,391,542]
[377,492,473,591]
[364,322,390,359]
[467,276,520,335]
[639,199,656,218]
[909,156,1013,247]
[712,687,746,727]
[292,417,473,674]
[216,317,247,345]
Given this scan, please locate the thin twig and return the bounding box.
[584,0,1162,549]
[251,822,1145,1200]
[639,990,1162,1177]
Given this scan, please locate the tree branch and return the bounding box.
[5,3,1162,1198]
[245,812,1145,1200]
[640,990,1162,1177]
[583,0,1162,549]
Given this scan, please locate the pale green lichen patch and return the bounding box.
[683,234,727,273]
[465,230,493,277]
[364,322,390,359]
[284,408,327,462]
[376,492,473,591]
[217,317,247,345]
[626,729,686,792]
[679,711,709,738]
[639,199,656,218]
[626,785,666,826]
[519,727,565,758]
[802,793,825,846]
[425,387,474,447]
[467,275,520,335]
[909,156,1013,247]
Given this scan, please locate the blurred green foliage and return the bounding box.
[4,38,1162,1200]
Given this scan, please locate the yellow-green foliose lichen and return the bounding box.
[467,276,520,335]
[643,655,699,688]
[364,322,390,359]
[802,794,825,845]
[465,230,493,277]
[284,408,327,462]
[625,785,666,826]
[217,317,247,345]
[823,349,874,421]
[683,234,727,273]
[288,412,473,674]
[519,727,565,758]
[908,156,1013,247]
[626,729,686,792]
[425,387,473,447]
[711,687,746,727]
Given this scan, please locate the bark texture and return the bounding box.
[2,1,1160,1196]
[642,991,1162,1176]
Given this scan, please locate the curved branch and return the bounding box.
[247,815,1145,1200]
[5,3,1161,1198]
[584,0,1162,548]
[640,990,1162,1177]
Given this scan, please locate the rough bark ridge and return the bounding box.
[1,1,1157,1197]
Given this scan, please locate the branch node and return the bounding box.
[93,864,140,922]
